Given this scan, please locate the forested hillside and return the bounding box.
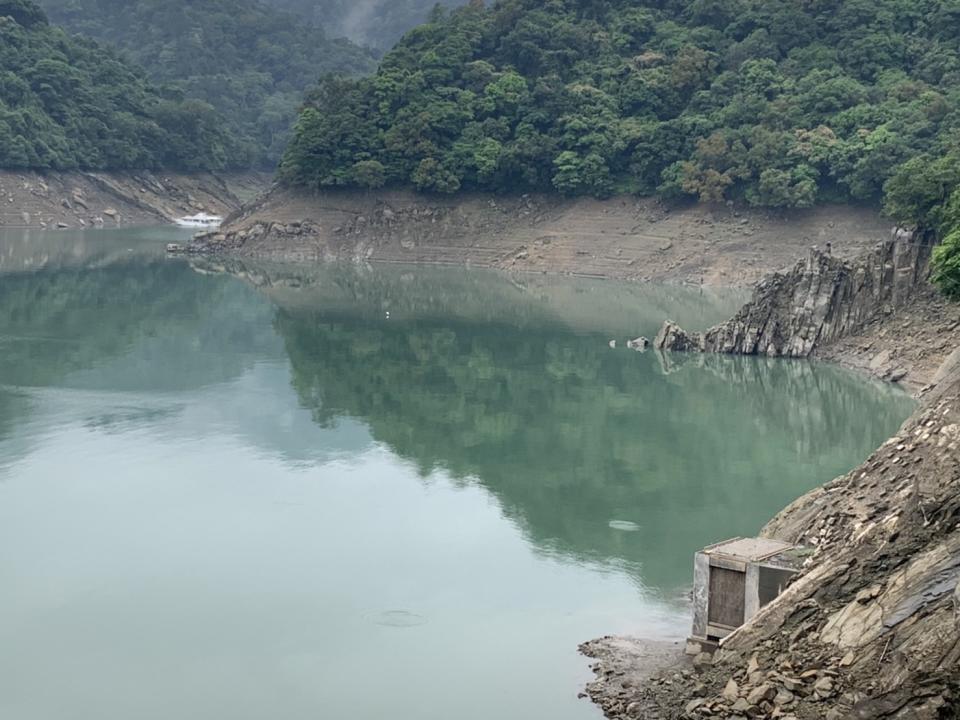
[264,0,461,51]
[0,0,242,169]
[39,0,376,165]
[279,0,960,210]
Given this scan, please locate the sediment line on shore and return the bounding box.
[189,187,894,288]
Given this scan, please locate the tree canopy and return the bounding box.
[279,0,960,215]
[884,151,960,298]
[38,0,377,167]
[0,0,245,170]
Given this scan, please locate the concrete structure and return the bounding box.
[689,537,807,651]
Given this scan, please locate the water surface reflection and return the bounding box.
[0,230,914,720]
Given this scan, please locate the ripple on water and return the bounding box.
[608,520,640,532]
[367,610,428,628]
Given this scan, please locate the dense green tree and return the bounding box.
[0,0,48,27]
[277,0,960,224]
[884,154,960,230]
[351,160,387,189]
[932,228,960,300]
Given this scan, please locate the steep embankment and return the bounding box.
[0,171,270,229]
[581,240,960,719]
[195,188,892,287]
[586,353,960,720]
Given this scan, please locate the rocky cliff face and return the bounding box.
[655,230,934,358]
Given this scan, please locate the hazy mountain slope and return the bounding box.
[0,0,240,170]
[263,0,462,51]
[39,0,377,166]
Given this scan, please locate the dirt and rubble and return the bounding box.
[583,355,960,719]
[817,284,960,394]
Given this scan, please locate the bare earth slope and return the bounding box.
[0,171,270,229]
[201,188,892,286]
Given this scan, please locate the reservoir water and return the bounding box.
[0,228,914,720]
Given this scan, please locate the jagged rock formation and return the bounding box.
[655,321,703,352]
[655,230,934,358]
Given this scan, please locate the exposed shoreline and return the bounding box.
[580,249,960,718]
[195,187,894,288]
[189,188,960,717]
[195,183,958,391]
[15,177,955,716]
[813,283,960,394]
[652,237,960,394]
[0,170,271,231]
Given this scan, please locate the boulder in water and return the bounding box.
[654,321,703,352]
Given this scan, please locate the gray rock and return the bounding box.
[730,697,753,712]
[812,675,835,699]
[746,682,775,705]
[653,232,934,359]
[934,346,960,386]
[774,688,795,705]
[654,321,703,352]
[684,698,706,713]
[722,678,739,702]
[870,349,893,371]
[693,652,713,667]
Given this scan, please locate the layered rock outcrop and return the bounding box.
[655,230,934,358]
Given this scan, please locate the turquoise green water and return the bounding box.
[0,228,914,720]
